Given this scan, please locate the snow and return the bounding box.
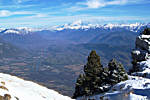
[140,35,150,39]
[132,50,141,55]
[1,27,40,35]
[0,28,5,32]
[77,76,150,100]
[4,30,20,34]
[51,21,149,32]
[16,27,33,33]
[0,73,73,100]
[132,59,150,78]
[72,20,82,26]
[1,22,149,34]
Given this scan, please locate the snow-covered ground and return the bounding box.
[132,59,150,79]
[0,73,73,100]
[77,76,150,100]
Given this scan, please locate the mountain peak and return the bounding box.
[72,20,83,26]
[51,22,149,32]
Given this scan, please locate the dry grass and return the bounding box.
[0,86,8,91]
[0,96,3,100]
[0,94,11,100]
[1,82,5,85]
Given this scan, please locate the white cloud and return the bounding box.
[0,10,12,17]
[27,13,49,18]
[81,0,128,8]
[1,14,149,28]
[13,0,32,4]
[78,0,150,9]
[86,0,106,8]
[0,10,34,17]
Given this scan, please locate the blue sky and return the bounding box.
[0,0,150,28]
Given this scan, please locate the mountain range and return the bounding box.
[1,22,150,34]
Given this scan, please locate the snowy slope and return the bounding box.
[4,29,20,34]
[77,76,150,100]
[0,73,73,100]
[132,59,150,78]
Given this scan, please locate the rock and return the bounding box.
[136,35,150,52]
[0,94,11,100]
[132,59,150,78]
[131,49,148,61]
[3,94,11,100]
[141,28,150,35]
[130,29,150,75]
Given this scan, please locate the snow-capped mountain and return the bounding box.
[50,20,97,31]
[0,22,150,35]
[0,73,73,100]
[52,21,150,32]
[0,28,5,32]
[0,27,38,35]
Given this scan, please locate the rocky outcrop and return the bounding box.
[136,35,150,53]
[130,28,150,78]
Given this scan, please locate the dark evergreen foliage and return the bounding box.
[73,50,128,99]
[84,50,103,77]
[141,28,150,35]
[129,59,139,74]
[108,59,128,85]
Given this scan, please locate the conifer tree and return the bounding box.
[84,50,103,77]
[108,59,128,85]
[73,50,106,98]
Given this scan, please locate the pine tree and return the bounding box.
[84,50,103,77]
[73,50,104,98]
[108,59,128,85]
[129,59,139,74]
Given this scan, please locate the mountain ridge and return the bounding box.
[0,22,150,35]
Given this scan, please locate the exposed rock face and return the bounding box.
[130,28,150,78]
[131,49,148,61]
[136,35,150,52]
